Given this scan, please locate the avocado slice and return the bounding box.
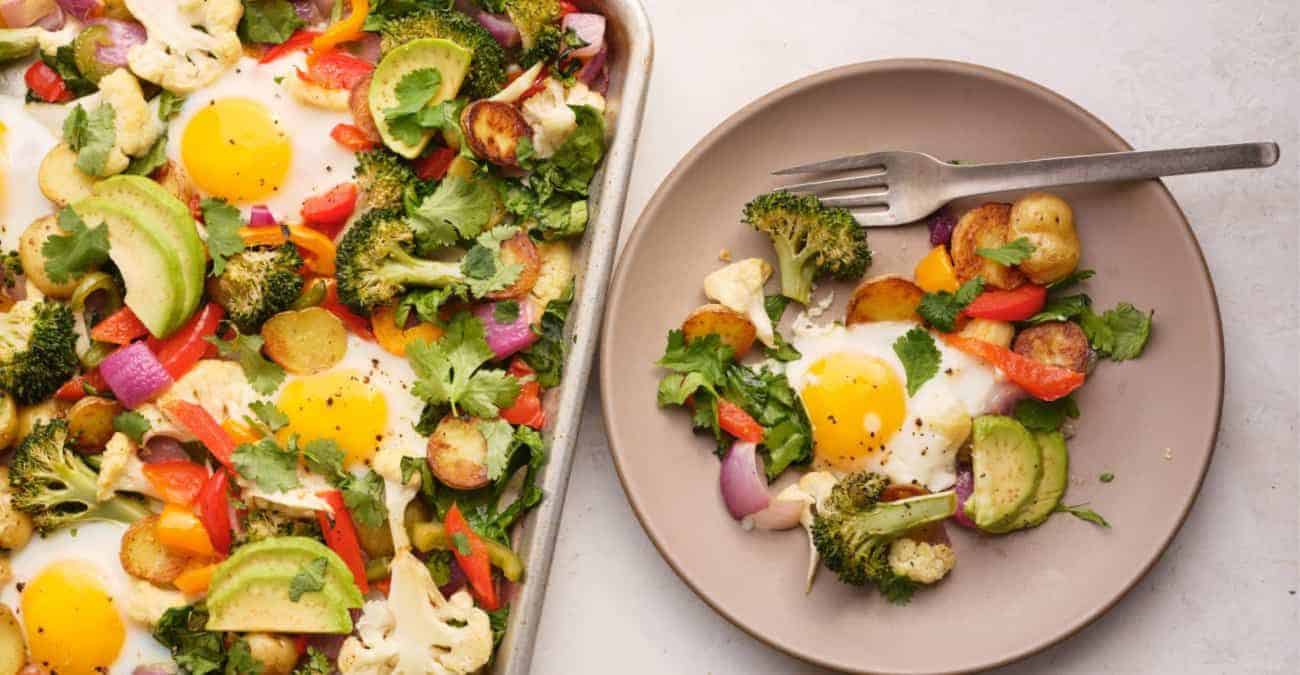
[72,197,185,337]
[210,537,363,607]
[964,415,1044,531]
[91,176,205,320]
[206,566,356,634]
[369,38,472,158]
[989,431,1069,533]
[0,28,39,64]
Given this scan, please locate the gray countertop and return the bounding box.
[532,1,1299,672]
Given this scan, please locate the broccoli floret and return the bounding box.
[209,244,305,333]
[810,472,956,604]
[9,420,152,534]
[742,191,872,305]
[334,209,467,314]
[380,8,508,99]
[0,300,78,405]
[356,148,419,211]
[237,509,322,547]
[518,24,562,69]
[503,0,562,50]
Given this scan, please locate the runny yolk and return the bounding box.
[181,97,291,204]
[277,369,388,467]
[799,352,907,472]
[21,560,125,675]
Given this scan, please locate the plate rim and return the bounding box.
[599,57,1225,674]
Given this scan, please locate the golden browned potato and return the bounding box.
[427,416,489,490]
[0,603,24,675]
[530,241,574,311]
[245,633,299,675]
[20,215,87,298]
[1013,321,1090,372]
[845,275,924,324]
[1008,192,1081,284]
[486,232,541,300]
[0,556,9,586]
[0,394,16,451]
[152,160,199,212]
[120,516,189,585]
[66,396,122,453]
[682,304,757,357]
[957,317,1015,349]
[950,203,1025,290]
[262,307,348,375]
[0,468,34,551]
[38,144,96,207]
[16,400,67,445]
[461,100,532,166]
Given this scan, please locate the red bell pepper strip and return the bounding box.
[55,370,109,401]
[321,279,375,340]
[558,1,580,15]
[315,490,370,594]
[142,460,210,506]
[299,49,374,90]
[500,359,545,429]
[259,29,321,63]
[330,123,376,152]
[301,182,358,238]
[163,400,238,470]
[963,284,1048,322]
[25,61,69,103]
[444,504,498,610]
[717,398,765,442]
[196,469,233,557]
[90,307,150,345]
[942,334,1085,401]
[147,303,225,379]
[414,146,457,181]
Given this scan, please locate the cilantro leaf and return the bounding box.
[206,330,285,395]
[1080,303,1153,361]
[407,176,498,249]
[1046,268,1094,291]
[288,557,329,601]
[63,103,117,177]
[226,638,263,675]
[519,105,605,202]
[42,207,110,284]
[461,226,524,297]
[201,198,246,277]
[520,282,572,387]
[113,411,151,443]
[1026,293,1091,324]
[158,91,185,121]
[655,330,733,394]
[976,237,1036,265]
[400,454,438,505]
[383,68,442,146]
[893,327,941,396]
[232,437,300,492]
[408,312,521,417]
[764,294,791,324]
[1014,396,1079,432]
[293,647,332,675]
[301,438,346,482]
[493,300,520,325]
[248,400,289,433]
[480,418,517,482]
[450,531,472,556]
[1055,503,1111,528]
[917,277,984,332]
[153,605,224,675]
[126,133,169,176]
[238,0,305,45]
[339,471,387,529]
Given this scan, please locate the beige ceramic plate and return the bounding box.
[599,60,1224,674]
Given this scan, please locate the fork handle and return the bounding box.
[944,142,1280,199]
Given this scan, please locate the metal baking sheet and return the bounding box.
[493,2,653,673]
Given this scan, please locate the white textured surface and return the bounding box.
[533,1,1299,673]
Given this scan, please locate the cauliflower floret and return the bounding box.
[372,446,424,553]
[703,258,776,348]
[564,81,606,114]
[126,578,188,626]
[148,360,259,441]
[520,78,574,159]
[338,551,493,675]
[124,0,243,94]
[888,537,956,585]
[97,432,162,502]
[96,69,165,174]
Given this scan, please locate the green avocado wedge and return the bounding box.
[988,431,1070,533]
[205,567,356,634]
[369,37,472,158]
[70,197,184,337]
[964,415,1044,531]
[209,537,363,607]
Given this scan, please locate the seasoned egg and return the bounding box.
[785,321,1003,490]
[0,98,59,250]
[167,54,358,220]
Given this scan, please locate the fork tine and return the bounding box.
[850,208,898,227]
[780,172,887,194]
[819,193,890,209]
[772,153,889,175]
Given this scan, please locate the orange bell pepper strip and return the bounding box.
[239,225,337,276]
[942,334,1085,401]
[173,561,220,595]
[164,400,238,471]
[372,304,444,357]
[310,0,369,60]
[221,419,262,445]
[717,398,765,442]
[315,490,370,593]
[90,307,150,345]
[156,503,217,558]
[142,460,210,506]
[444,503,499,610]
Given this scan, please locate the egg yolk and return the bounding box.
[21,561,125,675]
[800,352,907,471]
[181,98,291,204]
[277,370,388,467]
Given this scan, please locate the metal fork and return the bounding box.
[774,142,1280,227]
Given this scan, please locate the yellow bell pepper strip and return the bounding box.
[239,224,337,276]
[221,419,262,445]
[372,304,444,357]
[310,0,370,62]
[156,503,217,559]
[409,519,524,582]
[173,561,219,595]
[914,245,960,293]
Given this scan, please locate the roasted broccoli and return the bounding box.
[742,191,872,305]
[810,472,956,604]
[380,7,508,99]
[355,148,419,211]
[335,208,467,313]
[209,244,305,333]
[9,419,152,534]
[0,300,78,405]
[503,0,563,50]
[237,509,322,546]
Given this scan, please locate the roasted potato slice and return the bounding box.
[950,203,1025,290]
[427,416,490,490]
[1013,321,1090,372]
[67,396,122,453]
[0,394,16,451]
[957,317,1015,349]
[682,303,757,357]
[845,274,925,324]
[530,240,574,311]
[461,100,531,167]
[0,603,23,675]
[38,143,97,207]
[152,160,199,213]
[120,515,189,585]
[486,232,542,300]
[262,307,348,375]
[245,633,299,675]
[16,399,67,441]
[20,214,86,298]
[1008,192,1081,284]
[0,467,34,551]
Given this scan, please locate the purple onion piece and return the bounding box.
[438,558,468,597]
[98,341,173,409]
[475,11,520,48]
[351,32,381,63]
[89,18,146,68]
[248,204,277,227]
[290,0,319,22]
[140,436,189,464]
[54,0,100,21]
[927,207,957,246]
[952,462,977,529]
[34,6,64,30]
[719,441,771,520]
[561,12,605,60]
[577,44,606,88]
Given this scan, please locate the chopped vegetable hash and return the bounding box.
[0,0,610,672]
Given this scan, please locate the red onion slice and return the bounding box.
[54,0,100,21]
[561,12,605,60]
[352,32,381,63]
[988,381,1028,416]
[952,462,977,529]
[720,441,770,519]
[99,341,173,409]
[476,11,520,49]
[140,436,189,463]
[248,204,277,227]
[89,18,146,68]
[927,207,957,246]
[34,5,63,30]
[748,497,804,530]
[290,0,320,22]
[577,44,606,88]
[473,300,538,360]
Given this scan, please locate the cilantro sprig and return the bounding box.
[976,237,1036,265]
[893,327,941,396]
[917,277,984,332]
[200,198,246,277]
[42,207,110,284]
[408,312,521,418]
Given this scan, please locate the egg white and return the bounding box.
[0,97,59,251]
[332,333,429,456]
